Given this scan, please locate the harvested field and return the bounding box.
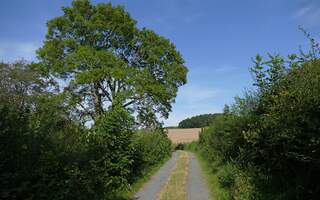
[165,128,202,144]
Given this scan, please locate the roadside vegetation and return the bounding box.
[186,31,320,200]
[0,0,186,199]
[1,0,319,199]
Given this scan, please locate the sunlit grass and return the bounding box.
[157,151,189,200]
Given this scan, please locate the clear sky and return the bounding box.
[1,0,320,126]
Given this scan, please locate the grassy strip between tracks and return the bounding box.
[157,151,189,200]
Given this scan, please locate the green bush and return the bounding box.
[241,59,320,199]
[131,129,172,180]
[0,102,173,200]
[216,163,235,189]
[0,61,173,199]
[83,107,135,198]
[0,102,88,200]
[195,52,320,199]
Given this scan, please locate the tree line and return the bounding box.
[178,113,223,128]
[0,1,187,199]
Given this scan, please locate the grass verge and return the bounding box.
[157,151,189,200]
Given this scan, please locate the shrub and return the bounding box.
[216,163,235,189]
[84,107,135,198]
[242,59,320,199]
[196,56,320,199]
[0,102,88,200]
[131,129,172,180]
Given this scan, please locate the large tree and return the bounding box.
[37,0,187,126]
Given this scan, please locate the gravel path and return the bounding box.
[134,151,211,200]
[187,152,212,200]
[134,151,178,200]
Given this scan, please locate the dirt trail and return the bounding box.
[134,151,211,200]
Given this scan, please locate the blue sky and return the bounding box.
[1,0,320,126]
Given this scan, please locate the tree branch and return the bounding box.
[123,99,136,107]
[93,83,103,114]
[78,102,95,121]
[99,82,113,102]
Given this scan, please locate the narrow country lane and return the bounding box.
[187,152,211,200]
[134,152,178,200]
[134,151,212,200]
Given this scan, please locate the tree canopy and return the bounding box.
[37,0,187,126]
[178,113,223,128]
[0,61,46,109]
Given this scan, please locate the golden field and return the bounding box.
[165,128,202,144]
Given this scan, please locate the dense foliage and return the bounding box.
[0,1,178,198]
[178,113,222,128]
[131,130,172,181]
[37,0,187,127]
[0,63,172,199]
[194,37,320,199]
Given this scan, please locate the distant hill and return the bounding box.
[178,113,223,128]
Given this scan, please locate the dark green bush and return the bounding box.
[196,54,320,199]
[242,59,320,199]
[0,102,88,200]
